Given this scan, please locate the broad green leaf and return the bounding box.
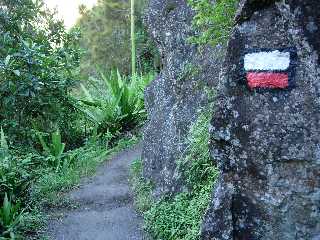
[13,70,20,76]
[4,55,11,66]
[3,193,11,226]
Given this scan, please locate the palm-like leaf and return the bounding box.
[78,70,154,134]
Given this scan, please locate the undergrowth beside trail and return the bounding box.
[0,130,139,240]
[130,104,218,240]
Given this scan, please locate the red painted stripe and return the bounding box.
[247,72,289,89]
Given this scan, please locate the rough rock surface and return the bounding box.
[142,0,224,196]
[202,0,320,239]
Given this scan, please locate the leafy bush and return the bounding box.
[188,0,238,46]
[78,70,154,135]
[0,129,40,238]
[0,129,39,203]
[0,152,38,203]
[0,0,82,146]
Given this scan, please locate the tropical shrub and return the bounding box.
[0,129,37,238]
[0,0,82,146]
[78,70,154,135]
[0,128,38,202]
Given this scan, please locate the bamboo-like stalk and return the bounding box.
[131,0,136,75]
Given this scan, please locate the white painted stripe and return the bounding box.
[244,50,290,71]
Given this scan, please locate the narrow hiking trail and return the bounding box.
[47,144,147,240]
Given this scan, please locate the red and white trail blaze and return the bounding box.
[244,50,291,89]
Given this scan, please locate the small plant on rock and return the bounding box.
[188,0,238,46]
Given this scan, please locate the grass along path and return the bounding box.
[45,143,147,240]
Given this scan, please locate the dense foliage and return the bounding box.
[78,71,154,135]
[76,0,160,77]
[188,0,238,46]
[0,0,155,238]
[0,0,82,146]
[131,102,218,240]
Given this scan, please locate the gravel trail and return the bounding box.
[47,144,147,240]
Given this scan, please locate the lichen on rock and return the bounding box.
[142,0,225,198]
[201,0,320,239]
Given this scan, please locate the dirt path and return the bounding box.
[47,144,147,240]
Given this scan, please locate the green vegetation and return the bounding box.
[188,0,238,46]
[0,0,82,147]
[1,0,237,238]
[131,102,218,240]
[76,0,160,77]
[178,63,202,82]
[1,127,138,238]
[130,159,154,213]
[0,0,155,238]
[77,70,154,136]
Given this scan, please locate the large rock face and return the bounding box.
[142,0,224,197]
[202,0,320,239]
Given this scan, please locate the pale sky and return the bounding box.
[44,0,98,28]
